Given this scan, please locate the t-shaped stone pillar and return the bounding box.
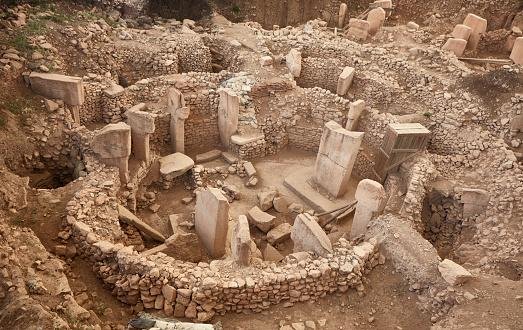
[91,122,132,183]
[126,103,156,163]
[218,88,239,148]
[367,7,386,35]
[345,100,366,131]
[231,215,251,266]
[337,66,355,96]
[195,188,230,258]
[314,121,364,198]
[166,88,190,153]
[350,179,386,239]
[463,13,487,51]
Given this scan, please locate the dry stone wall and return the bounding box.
[296,57,343,93]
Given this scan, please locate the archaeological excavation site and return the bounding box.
[0,0,522,329]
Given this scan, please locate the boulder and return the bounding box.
[257,187,278,211]
[438,259,475,285]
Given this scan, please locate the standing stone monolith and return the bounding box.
[195,188,229,258]
[442,38,467,57]
[338,3,348,28]
[345,100,366,131]
[314,121,364,198]
[463,13,487,51]
[451,24,472,41]
[510,37,523,65]
[28,72,85,106]
[350,179,386,238]
[231,215,251,266]
[126,103,156,162]
[367,7,386,35]
[218,88,239,148]
[347,19,370,41]
[92,122,132,183]
[166,88,190,153]
[291,213,332,257]
[286,48,302,77]
[337,66,355,96]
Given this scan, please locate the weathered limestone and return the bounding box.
[438,259,474,285]
[92,122,131,183]
[442,38,467,57]
[367,7,386,35]
[257,187,278,211]
[218,89,239,147]
[243,161,257,178]
[350,179,386,239]
[347,19,370,41]
[167,88,190,153]
[291,213,332,257]
[510,37,523,65]
[451,24,472,41]
[231,215,251,266]
[159,153,194,178]
[338,3,348,28]
[195,149,222,163]
[345,100,366,131]
[313,121,364,198]
[372,0,393,10]
[28,72,85,105]
[194,188,229,258]
[267,223,292,244]
[126,103,156,162]
[262,243,284,262]
[285,48,302,77]
[463,13,487,50]
[461,188,490,218]
[336,66,355,96]
[247,206,275,233]
[118,204,166,242]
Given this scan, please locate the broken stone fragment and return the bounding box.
[247,206,276,233]
[117,204,166,242]
[291,213,333,257]
[438,259,475,285]
[257,187,278,211]
[262,243,284,262]
[267,223,292,244]
[273,195,290,213]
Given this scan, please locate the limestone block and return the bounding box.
[338,3,348,28]
[461,188,489,217]
[126,104,155,134]
[164,233,203,263]
[510,37,523,65]
[463,13,487,50]
[273,196,290,213]
[218,89,239,147]
[257,187,278,211]
[195,188,229,258]
[231,215,251,266]
[262,243,284,262]
[442,38,467,57]
[28,72,84,105]
[373,0,392,9]
[314,121,364,198]
[451,24,472,41]
[118,204,166,242]
[336,66,355,96]
[267,223,292,244]
[345,100,366,131]
[286,48,302,77]
[438,259,474,285]
[92,122,131,159]
[195,149,222,163]
[247,206,275,233]
[511,114,523,133]
[159,153,194,178]
[347,19,370,41]
[243,161,256,177]
[291,213,332,257]
[367,7,386,35]
[103,83,125,97]
[351,179,386,238]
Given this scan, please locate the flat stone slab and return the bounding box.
[118,204,166,242]
[29,72,85,105]
[231,133,264,146]
[222,152,238,164]
[247,206,276,233]
[195,149,222,164]
[159,153,194,177]
[284,167,356,212]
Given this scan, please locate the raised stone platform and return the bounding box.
[284,167,357,212]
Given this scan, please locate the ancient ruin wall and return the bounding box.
[296,57,343,93]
